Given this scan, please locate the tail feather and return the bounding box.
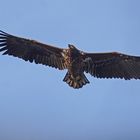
[63,72,89,89]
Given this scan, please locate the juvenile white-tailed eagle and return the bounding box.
[0,30,140,89]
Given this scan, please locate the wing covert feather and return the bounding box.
[83,52,140,79]
[0,30,67,70]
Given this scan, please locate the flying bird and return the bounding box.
[0,30,140,89]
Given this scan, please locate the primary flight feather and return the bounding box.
[0,30,140,89]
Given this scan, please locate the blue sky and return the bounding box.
[0,0,140,140]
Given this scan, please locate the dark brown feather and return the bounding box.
[0,30,67,70]
[83,52,140,80]
[1,30,140,89]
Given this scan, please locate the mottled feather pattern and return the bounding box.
[1,30,140,89]
[83,52,140,80]
[0,30,66,70]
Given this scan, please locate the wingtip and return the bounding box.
[0,30,9,36]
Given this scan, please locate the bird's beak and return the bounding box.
[68,44,74,49]
[68,44,72,48]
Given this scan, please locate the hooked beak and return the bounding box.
[68,44,75,49]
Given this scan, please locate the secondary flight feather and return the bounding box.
[0,30,140,89]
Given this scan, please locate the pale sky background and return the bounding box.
[0,0,140,140]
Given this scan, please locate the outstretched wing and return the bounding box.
[0,30,67,70]
[83,52,140,79]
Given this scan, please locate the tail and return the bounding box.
[63,72,90,89]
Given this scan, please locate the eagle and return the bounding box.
[0,30,140,89]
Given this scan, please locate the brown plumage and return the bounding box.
[0,30,140,89]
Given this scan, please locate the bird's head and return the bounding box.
[68,44,76,50]
[68,44,80,55]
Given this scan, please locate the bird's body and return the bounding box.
[0,30,140,89]
[62,45,90,88]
